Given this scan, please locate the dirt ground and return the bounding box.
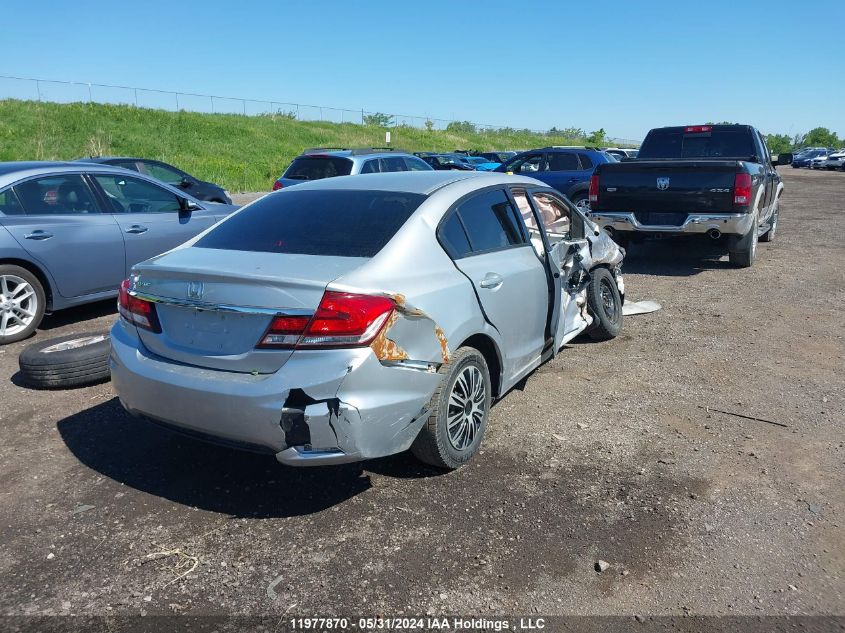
[0,168,842,620]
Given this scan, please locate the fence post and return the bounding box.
[175,92,180,111]
[242,100,246,116]
[87,83,92,102]
[36,80,41,102]
[210,96,214,113]
[134,88,138,107]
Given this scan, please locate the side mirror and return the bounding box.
[179,199,201,215]
[774,152,793,166]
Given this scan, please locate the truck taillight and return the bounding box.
[589,174,599,204]
[258,292,395,349]
[685,125,712,133]
[118,279,161,332]
[272,181,283,191]
[733,173,752,207]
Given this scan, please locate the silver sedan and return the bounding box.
[111,171,625,469]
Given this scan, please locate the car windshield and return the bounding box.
[639,129,755,160]
[283,156,353,180]
[195,189,426,257]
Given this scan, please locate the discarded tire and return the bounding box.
[18,332,111,389]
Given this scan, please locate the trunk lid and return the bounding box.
[595,160,741,215]
[131,247,367,373]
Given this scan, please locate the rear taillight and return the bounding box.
[733,173,753,207]
[589,174,599,205]
[258,292,394,349]
[118,279,161,332]
[272,181,283,191]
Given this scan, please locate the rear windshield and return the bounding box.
[195,189,426,257]
[639,129,755,160]
[283,156,353,180]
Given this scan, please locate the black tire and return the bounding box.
[759,201,779,243]
[586,267,623,341]
[411,346,491,469]
[18,332,111,389]
[0,264,46,345]
[728,210,759,267]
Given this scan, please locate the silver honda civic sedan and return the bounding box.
[111,171,625,469]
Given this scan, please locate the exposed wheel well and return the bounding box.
[458,333,502,398]
[0,258,53,309]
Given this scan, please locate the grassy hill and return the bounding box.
[0,99,596,192]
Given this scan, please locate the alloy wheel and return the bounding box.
[0,274,38,338]
[446,365,486,451]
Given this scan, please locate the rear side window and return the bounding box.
[437,212,472,259]
[455,189,523,253]
[13,174,98,215]
[547,153,579,170]
[283,156,353,181]
[578,153,594,169]
[195,189,426,258]
[639,128,755,160]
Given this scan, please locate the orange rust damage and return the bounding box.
[434,325,450,364]
[370,311,409,361]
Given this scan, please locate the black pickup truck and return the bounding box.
[587,124,793,267]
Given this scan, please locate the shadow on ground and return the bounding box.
[621,237,736,276]
[56,397,446,518]
[38,299,116,332]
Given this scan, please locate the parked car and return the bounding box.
[77,157,232,204]
[809,153,831,170]
[495,147,616,209]
[110,171,625,469]
[418,154,475,171]
[462,156,501,171]
[792,148,830,167]
[479,151,517,164]
[823,151,845,170]
[603,148,639,161]
[272,148,431,190]
[0,162,238,343]
[588,124,791,267]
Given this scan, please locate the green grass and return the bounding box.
[0,99,596,192]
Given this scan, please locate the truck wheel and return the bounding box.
[18,332,111,389]
[571,192,590,211]
[759,201,779,243]
[586,267,623,341]
[411,346,491,470]
[728,211,758,267]
[0,265,46,345]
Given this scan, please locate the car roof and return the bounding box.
[272,170,541,195]
[75,156,147,163]
[297,149,416,161]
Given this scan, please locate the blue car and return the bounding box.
[0,162,238,343]
[791,148,832,168]
[496,147,616,209]
[461,156,501,171]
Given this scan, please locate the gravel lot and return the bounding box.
[0,168,842,619]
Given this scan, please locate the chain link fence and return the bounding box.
[0,74,640,145]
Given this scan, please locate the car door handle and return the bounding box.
[124,225,149,234]
[24,230,53,240]
[479,274,503,289]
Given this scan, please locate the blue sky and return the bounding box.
[2,0,843,141]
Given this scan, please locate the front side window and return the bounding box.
[93,174,182,213]
[530,191,571,238]
[13,174,98,215]
[195,189,426,258]
[507,153,545,173]
[0,188,24,215]
[380,157,407,172]
[404,156,432,171]
[140,161,185,186]
[456,189,523,253]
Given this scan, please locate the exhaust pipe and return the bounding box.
[707,228,722,240]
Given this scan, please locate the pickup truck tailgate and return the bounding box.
[595,160,740,216]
